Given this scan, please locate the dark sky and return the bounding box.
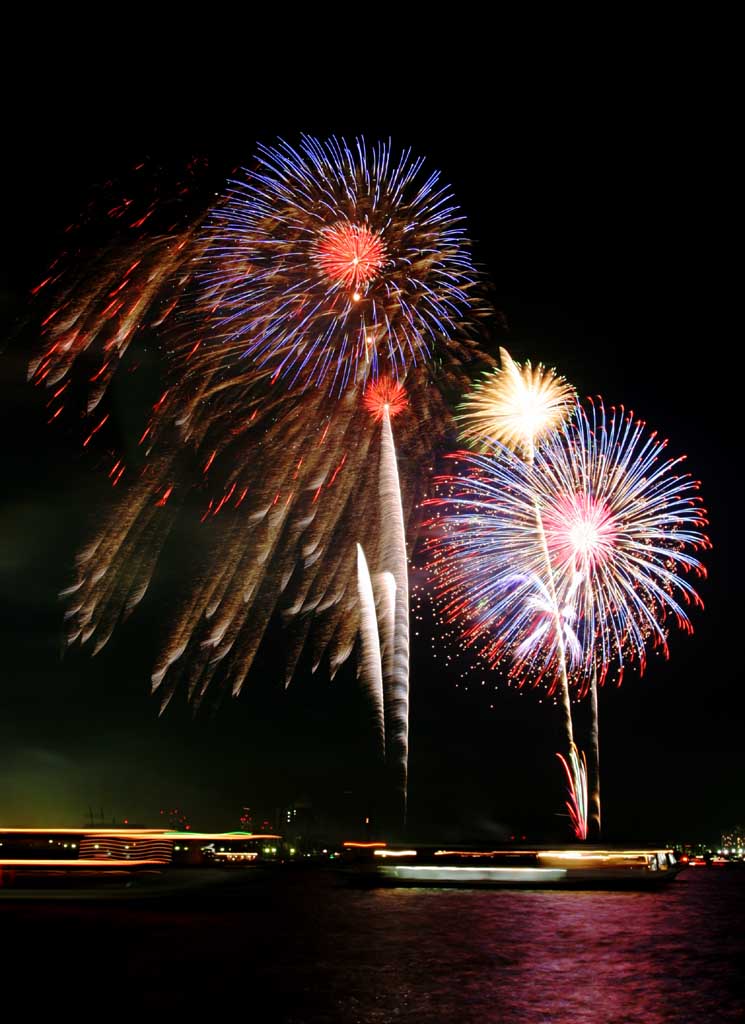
[0,63,739,843]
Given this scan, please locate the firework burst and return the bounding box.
[355,543,386,755]
[457,347,575,455]
[197,135,481,392]
[427,398,709,691]
[363,376,409,421]
[315,222,387,290]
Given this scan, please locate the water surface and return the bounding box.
[3,866,743,1021]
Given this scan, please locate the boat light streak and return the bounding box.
[381,866,567,882]
[373,849,417,857]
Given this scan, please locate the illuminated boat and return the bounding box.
[349,846,684,889]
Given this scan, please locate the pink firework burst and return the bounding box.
[314,221,387,291]
[543,492,618,572]
[363,377,409,421]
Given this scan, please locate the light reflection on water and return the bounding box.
[3,868,744,1020]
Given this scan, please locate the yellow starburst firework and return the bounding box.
[457,347,576,456]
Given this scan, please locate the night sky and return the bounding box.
[1,67,739,843]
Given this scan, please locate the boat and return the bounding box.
[344,845,684,889]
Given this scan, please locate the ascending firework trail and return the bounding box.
[359,378,410,823]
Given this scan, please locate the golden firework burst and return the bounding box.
[457,347,575,455]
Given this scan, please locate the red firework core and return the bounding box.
[543,492,618,570]
[315,222,386,289]
[363,377,408,421]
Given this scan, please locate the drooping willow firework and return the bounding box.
[427,398,709,692]
[30,139,492,785]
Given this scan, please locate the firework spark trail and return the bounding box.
[269,448,377,684]
[29,153,211,418]
[65,460,178,647]
[510,573,582,668]
[373,571,397,669]
[356,544,386,755]
[151,390,337,692]
[64,355,474,726]
[528,457,575,750]
[378,405,410,820]
[91,510,176,656]
[588,665,601,838]
[359,376,414,816]
[152,388,381,707]
[30,229,204,421]
[557,744,588,840]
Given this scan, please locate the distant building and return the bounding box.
[720,825,745,853]
[281,801,314,845]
